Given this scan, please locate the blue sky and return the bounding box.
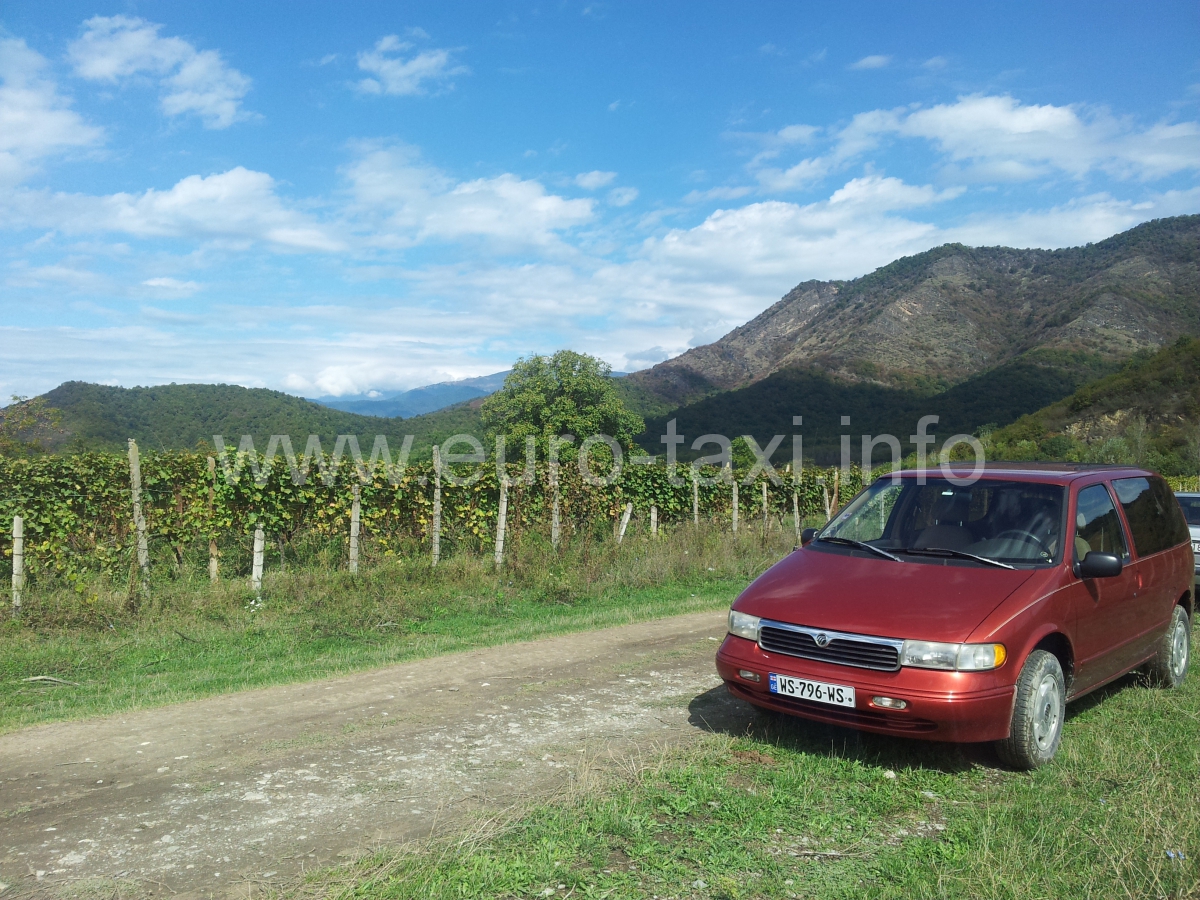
[1,1,1198,399]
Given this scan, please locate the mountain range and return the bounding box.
[9,216,1199,469]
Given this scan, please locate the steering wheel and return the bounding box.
[994,529,1050,556]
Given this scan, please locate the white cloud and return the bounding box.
[753,156,831,191]
[607,186,639,207]
[749,95,1200,192]
[7,167,342,252]
[68,15,251,129]
[853,95,1200,181]
[849,55,891,70]
[0,38,102,185]
[355,35,467,96]
[141,276,202,297]
[343,143,593,248]
[575,170,617,189]
[922,56,948,70]
[644,175,955,284]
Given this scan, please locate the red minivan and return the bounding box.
[716,464,1194,769]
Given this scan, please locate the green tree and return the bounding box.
[480,351,644,457]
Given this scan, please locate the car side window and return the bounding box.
[1074,484,1127,562]
[1112,477,1190,557]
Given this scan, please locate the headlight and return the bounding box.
[901,640,1006,671]
[728,610,761,641]
[900,640,958,670]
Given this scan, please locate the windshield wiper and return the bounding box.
[895,547,1016,570]
[815,536,902,562]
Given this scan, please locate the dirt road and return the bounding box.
[0,610,747,899]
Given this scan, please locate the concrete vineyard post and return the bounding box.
[550,461,561,549]
[617,501,633,544]
[761,481,768,534]
[127,439,150,596]
[691,467,699,525]
[494,475,508,570]
[207,455,219,583]
[11,515,23,618]
[650,504,658,537]
[349,483,361,575]
[793,490,801,543]
[732,478,739,534]
[251,524,264,599]
[431,445,442,567]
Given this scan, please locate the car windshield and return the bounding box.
[1178,495,1200,527]
[819,477,1065,566]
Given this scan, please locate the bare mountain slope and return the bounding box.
[624,216,1200,410]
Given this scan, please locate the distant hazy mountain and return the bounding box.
[314,368,628,418]
[312,371,511,418]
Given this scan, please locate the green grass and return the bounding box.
[296,634,1200,900]
[0,524,795,733]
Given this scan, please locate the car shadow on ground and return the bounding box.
[687,685,996,774]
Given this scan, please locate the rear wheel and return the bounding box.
[996,650,1065,770]
[1145,605,1191,689]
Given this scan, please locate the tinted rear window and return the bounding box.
[1178,495,1200,527]
[1112,477,1190,556]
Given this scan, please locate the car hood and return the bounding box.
[732,545,1037,644]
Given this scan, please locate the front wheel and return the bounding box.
[1145,605,1191,689]
[996,650,1066,770]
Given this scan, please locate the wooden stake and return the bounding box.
[494,475,508,570]
[207,455,219,583]
[792,490,801,543]
[431,445,442,566]
[11,515,23,618]
[127,439,149,595]
[691,467,699,525]
[650,504,658,537]
[251,524,264,598]
[349,483,361,575]
[761,481,769,533]
[732,478,739,534]
[617,502,633,544]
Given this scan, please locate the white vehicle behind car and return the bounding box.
[1175,492,1200,582]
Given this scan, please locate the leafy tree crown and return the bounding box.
[480,351,644,456]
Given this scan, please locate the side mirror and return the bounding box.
[1077,551,1123,579]
[800,528,818,546]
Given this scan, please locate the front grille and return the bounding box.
[759,624,900,671]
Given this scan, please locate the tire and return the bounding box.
[996,649,1066,770]
[1144,605,1191,689]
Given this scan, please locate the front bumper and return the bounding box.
[716,634,1016,743]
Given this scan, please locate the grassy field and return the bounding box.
[0,524,796,734]
[295,631,1200,900]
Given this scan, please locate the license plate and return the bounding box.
[1192,541,1200,554]
[768,673,856,708]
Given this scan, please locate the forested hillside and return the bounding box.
[984,337,1200,476]
[640,350,1115,465]
[13,382,482,461]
